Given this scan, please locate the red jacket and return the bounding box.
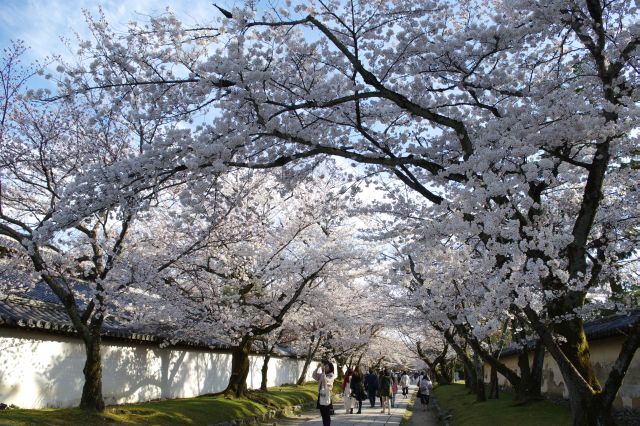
[342,372,352,391]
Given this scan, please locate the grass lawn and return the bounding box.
[433,383,572,426]
[0,383,317,426]
[400,392,417,426]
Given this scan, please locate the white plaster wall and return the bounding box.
[0,328,316,409]
[483,336,640,409]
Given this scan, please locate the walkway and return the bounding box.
[271,386,437,426]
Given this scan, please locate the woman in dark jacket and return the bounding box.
[349,365,367,414]
[379,368,392,414]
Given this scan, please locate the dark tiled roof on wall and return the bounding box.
[496,310,640,358]
[0,283,298,356]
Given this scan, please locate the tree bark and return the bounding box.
[260,352,271,391]
[459,328,527,399]
[463,363,472,390]
[529,341,545,399]
[488,366,499,399]
[431,363,452,385]
[473,351,486,402]
[417,341,452,385]
[443,330,477,394]
[79,333,105,411]
[335,356,345,381]
[511,340,544,403]
[550,301,601,391]
[297,335,322,385]
[226,335,254,397]
[523,307,640,426]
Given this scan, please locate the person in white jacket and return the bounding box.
[312,361,335,426]
[400,371,410,397]
[342,367,354,414]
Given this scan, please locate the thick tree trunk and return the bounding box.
[458,328,528,399]
[463,364,472,389]
[571,393,615,426]
[473,352,486,402]
[543,299,609,424]
[528,341,545,399]
[424,358,452,385]
[260,352,271,391]
[417,341,452,385]
[554,313,601,390]
[443,362,454,383]
[510,342,544,403]
[226,335,254,397]
[558,320,640,426]
[444,332,477,393]
[488,366,499,399]
[434,366,452,385]
[523,307,640,426]
[79,334,105,411]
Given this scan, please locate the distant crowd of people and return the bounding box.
[313,361,433,426]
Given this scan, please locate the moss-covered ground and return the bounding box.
[0,383,317,426]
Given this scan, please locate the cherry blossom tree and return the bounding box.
[317,278,386,377]
[127,170,366,397]
[398,325,456,385]
[0,43,142,411]
[0,41,222,411]
[33,0,640,423]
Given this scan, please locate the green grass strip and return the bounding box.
[400,392,417,426]
[433,383,572,426]
[0,383,318,426]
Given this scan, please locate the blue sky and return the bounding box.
[0,0,247,64]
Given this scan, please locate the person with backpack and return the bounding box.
[418,372,433,410]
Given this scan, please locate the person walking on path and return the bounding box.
[365,369,379,408]
[391,374,398,408]
[342,367,353,414]
[349,365,366,414]
[379,368,392,415]
[400,371,410,397]
[274,382,439,426]
[417,373,433,410]
[312,361,335,426]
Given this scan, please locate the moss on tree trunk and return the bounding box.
[79,335,105,411]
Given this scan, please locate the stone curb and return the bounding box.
[211,400,316,426]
